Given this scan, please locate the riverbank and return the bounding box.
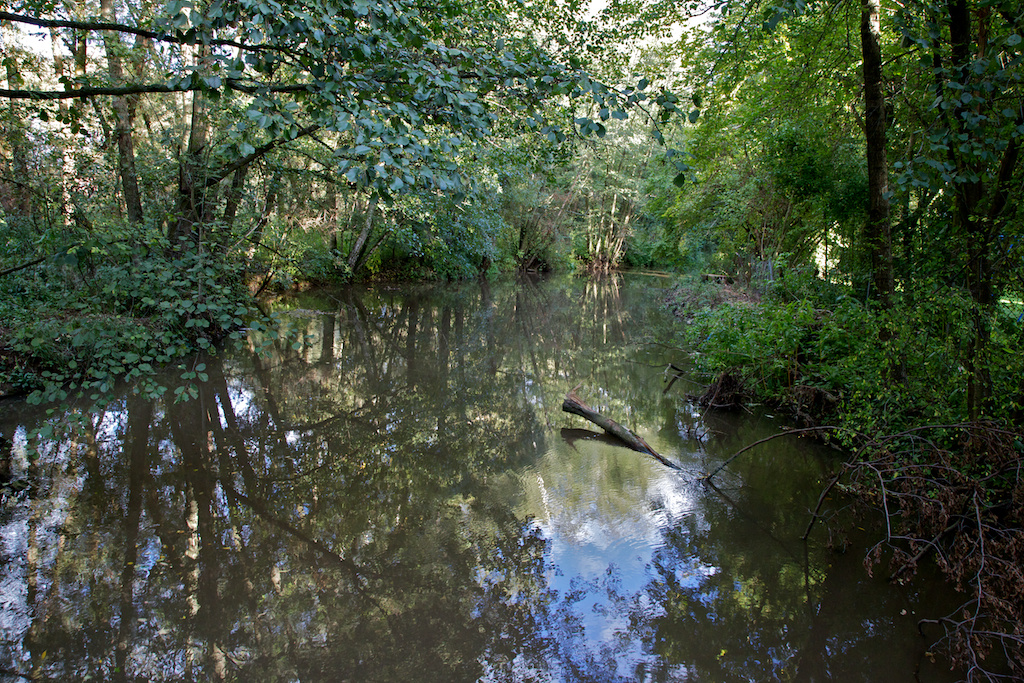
[668,275,1024,680]
[0,247,262,404]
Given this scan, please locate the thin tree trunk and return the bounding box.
[244,174,279,258]
[222,166,248,227]
[49,27,77,227]
[347,195,379,271]
[171,43,213,244]
[2,28,31,217]
[100,0,143,225]
[326,179,338,251]
[860,0,893,304]
[944,0,995,417]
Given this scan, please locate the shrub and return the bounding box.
[1,231,262,405]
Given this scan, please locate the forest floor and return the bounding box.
[664,277,759,318]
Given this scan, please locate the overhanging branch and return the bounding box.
[204,124,321,187]
[0,79,313,101]
[0,10,254,51]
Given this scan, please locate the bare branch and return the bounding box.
[0,10,255,51]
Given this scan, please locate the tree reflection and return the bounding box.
[604,446,956,683]
[0,276,956,682]
[1,276,669,682]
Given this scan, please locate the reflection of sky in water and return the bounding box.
[0,519,30,646]
[0,277,970,682]
[0,426,93,669]
[519,439,713,674]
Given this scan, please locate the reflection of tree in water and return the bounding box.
[610,478,953,682]
[0,275,684,682]
[1,276,961,682]
[518,414,959,683]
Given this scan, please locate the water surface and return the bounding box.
[0,274,960,681]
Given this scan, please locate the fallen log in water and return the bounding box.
[561,389,680,470]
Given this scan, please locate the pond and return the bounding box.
[0,273,962,681]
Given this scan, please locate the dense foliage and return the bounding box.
[657,1,1024,676]
[2,0,1024,676]
[0,0,692,399]
[0,226,260,403]
[664,0,1023,413]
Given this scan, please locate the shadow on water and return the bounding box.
[0,273,963,681]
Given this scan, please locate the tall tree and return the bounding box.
[860,0,893,304]
[1,0,681,249]
[99,0,144,224]
[895,0,1024,416]
[1,23,31,217]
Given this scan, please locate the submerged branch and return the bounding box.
[801,465,849,541]
[703,426,843,481]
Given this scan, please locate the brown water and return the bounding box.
[0,273,962,682]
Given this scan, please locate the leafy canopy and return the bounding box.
[2,0,693,197]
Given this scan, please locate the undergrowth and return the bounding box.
[0,230,270,406]
[683,273,1023,438]
[681,270,1024,680]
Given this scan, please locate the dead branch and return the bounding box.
[703,425,843,482]
[839,421,1024,680]
[561,387,679,470]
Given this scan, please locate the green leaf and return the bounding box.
[764,10,785,32]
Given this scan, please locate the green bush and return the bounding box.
[1,231,262,405]
[683,277,1016,440]
[296,248,352,285]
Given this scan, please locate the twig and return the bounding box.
[802,465,848,540]
[889,523,957,581]
[0,254,48,278]
[703,426,842,481]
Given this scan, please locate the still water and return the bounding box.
[1,274,960,681]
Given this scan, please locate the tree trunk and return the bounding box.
[222,166,248,228]
[170,44,213,244]
[860,0,893,305]
[100,0,144,225]
[2,27,31,217]
[944,0,1001,417]
[245,173,279,259]
[347,195,379,271]
[49,27,77,227]
[325,179,338,252]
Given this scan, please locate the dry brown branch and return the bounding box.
[835,421,1024,681]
